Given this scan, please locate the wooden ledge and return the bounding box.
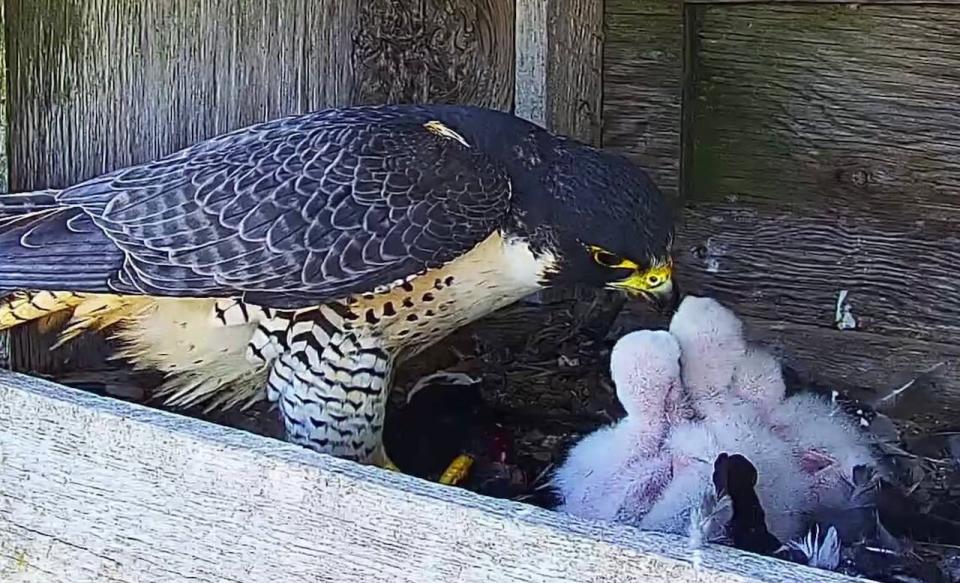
[0,372,864,582]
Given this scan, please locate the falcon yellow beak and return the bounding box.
[609,262,680,313]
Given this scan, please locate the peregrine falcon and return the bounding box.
[0,104,678,469]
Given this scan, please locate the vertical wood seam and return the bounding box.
[514,0,548,127]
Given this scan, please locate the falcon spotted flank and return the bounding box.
[0,104,678,469]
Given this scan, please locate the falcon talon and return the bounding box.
[438,454,475,486]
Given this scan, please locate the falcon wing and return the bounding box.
[32,111,511,308]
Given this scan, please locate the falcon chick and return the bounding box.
[552,330,683,522]
[0,104,678,469]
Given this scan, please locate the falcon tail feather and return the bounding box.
[0,190,123,292]
[0,291,148,347]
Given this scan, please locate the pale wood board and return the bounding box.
[603,0,683,198]
[0,373,867,583]
[514,0,548,127]
[514,0,603,145]
[6,0,358,191]
[515,0,604,305]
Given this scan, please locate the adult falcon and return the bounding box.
[0,104,678,470]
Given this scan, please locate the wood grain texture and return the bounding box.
[0,374,864,583]
[546,0,603,145]
[352,0,514,110]
[514,0,603,144]
[602,0,683,197]
[0,0,8,196]
[680,4,960,348]
[7,0,358,191]
[514,0,548,127]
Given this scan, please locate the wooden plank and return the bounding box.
[515,0,603,305]
[351,0,514,110]
[0,373,864,583]
[744,319,960,426]
[602,0,684,197]
[680,4,960,347]
[515,0,548,127]
[546,0,603,145]
[515,0,603,144]
[0,0,7,197]
[7,0,358,191]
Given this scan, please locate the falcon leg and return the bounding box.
[267,346,392,465]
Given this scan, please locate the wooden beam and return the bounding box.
[515,0,604,306]
[546,0,604,145]
[514,0,603,144]
[0,373,864,583]
[6,0,359,192]
[603,0,684,197]
[515,0,548,127]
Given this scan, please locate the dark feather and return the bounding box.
[713,452,782,555]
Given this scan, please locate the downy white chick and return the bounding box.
[769,392,878,536]
[642,296,811,542]
[552,330,684,523]
[665,296,878,545]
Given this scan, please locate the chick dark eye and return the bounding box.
[593,251,622,267]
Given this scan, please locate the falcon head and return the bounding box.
[506,137,679,313]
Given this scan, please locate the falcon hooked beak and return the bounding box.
[608,261,680,314]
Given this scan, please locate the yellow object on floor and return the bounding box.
[438,454,474,486]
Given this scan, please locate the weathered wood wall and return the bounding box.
[606,0,960,425]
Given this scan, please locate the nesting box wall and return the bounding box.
[605,0,960,426]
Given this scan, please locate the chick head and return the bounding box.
[610,329,683,420]
[668,296,748,407]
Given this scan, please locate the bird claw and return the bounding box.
[438,453,474,486]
